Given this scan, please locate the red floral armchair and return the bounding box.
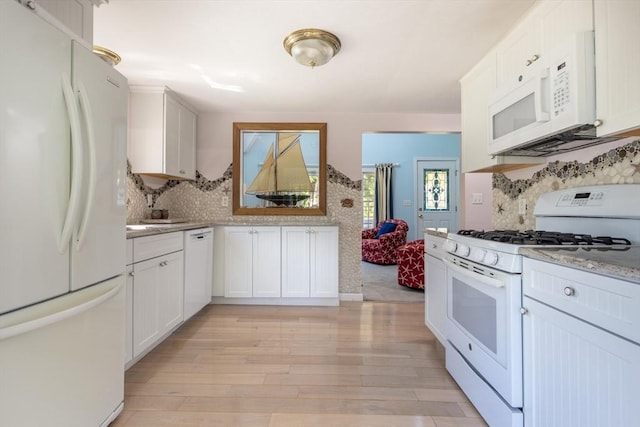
[361,219,409,265]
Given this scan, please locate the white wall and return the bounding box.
[196,112,461,180]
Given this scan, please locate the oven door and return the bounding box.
[445,256,523,407]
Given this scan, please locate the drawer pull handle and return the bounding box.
[564,286,575,296]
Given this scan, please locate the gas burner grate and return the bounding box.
[456,229,631,246]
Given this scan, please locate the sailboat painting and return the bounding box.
[242,131,319,207]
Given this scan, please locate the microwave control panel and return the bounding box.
[552,57,571,117]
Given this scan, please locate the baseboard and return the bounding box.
[339,293,364,302]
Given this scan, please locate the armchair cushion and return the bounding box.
[362,219,409,265]
[375,222,397,238]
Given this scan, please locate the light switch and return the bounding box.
[471,193,483,205]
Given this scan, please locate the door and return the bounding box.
[310,227,339,298]
[416,160,458,239]
[132,257,161,357]
[224,227,254,298]
[445,257,523,407]
[523,296,640,427]
[70,42,128,291]
[282,227,311,298]
[0,0,71,313]
[252,227,281,298]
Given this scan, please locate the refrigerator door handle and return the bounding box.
[75,81,96,250]
[59,72,84,253]
[0,279,123,341]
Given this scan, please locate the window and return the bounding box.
[423,169,449,211]
[362,169,375,228]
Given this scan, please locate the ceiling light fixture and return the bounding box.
[283,28,341,68]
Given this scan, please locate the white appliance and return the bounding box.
[443,184,640,427]
[0,1,128,426]
[488,31,603,157]
[184,227,214,321]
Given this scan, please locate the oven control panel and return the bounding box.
[556,191,604,207]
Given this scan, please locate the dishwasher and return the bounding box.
[184,228,214,321]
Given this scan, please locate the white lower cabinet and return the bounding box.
[128,232,184,365]
[216,225,339,305]
[224,226,281,298]
[125,264,133,366]
[522,258,640,426]
[424,233,446,345]
[281,226,339,298]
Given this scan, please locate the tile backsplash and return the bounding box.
[492,139,640,230]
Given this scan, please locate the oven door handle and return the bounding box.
[444,259,505,288]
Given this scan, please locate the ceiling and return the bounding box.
[93,0,535,115]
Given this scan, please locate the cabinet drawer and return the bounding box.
[133,232,183,263]
[523,258,640,344]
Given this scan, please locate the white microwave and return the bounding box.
[487,31,597,156]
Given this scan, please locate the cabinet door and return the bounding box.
[158,251,184,333]
[595,0,640,136]
[425,254,446,345]
[164,93,181,177]
[495,12,541,87]
[224,228,254,297]
[178,105,196,179]
[252,227,281,298]
[132,257,161,358]
[281,227,311,298]
[309,227,339,298]
[523,296,640,427]
[460,53,497,173]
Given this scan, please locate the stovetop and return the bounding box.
[444,229,633,274]
[457,229,632,246]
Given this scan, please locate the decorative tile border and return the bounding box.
[492,139,640,230]
[493,139,640,198]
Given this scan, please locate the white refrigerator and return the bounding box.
[0,1,128,426]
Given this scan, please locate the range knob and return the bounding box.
[470,248,486,263]
[456,243,470,257]
[484,251,499,265]
[443,240,457,253]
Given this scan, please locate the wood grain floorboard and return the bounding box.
[112,302,486,426]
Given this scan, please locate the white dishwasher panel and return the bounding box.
[184,228,213,321]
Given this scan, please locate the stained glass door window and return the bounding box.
[423,169,449,211]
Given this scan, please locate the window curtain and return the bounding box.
[374,163,394,224]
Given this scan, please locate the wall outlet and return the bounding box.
[147,194,153,208]
[518,198,527,215]
[222,196,229,207]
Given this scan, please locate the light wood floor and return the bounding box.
[113,302,487,426]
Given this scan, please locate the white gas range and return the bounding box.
[442,184,640,427]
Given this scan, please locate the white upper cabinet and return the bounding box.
[496,0,593,88]
[129,87,197,180]
[594,0,640,137]
[25,0,97,47]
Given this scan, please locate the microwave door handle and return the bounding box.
[444,259,505,289]
[535,67,550,122]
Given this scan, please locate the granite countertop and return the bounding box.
[520,246,640,284]
[126,221,215,239]
[424,228,448,239]
[126,220,339,239]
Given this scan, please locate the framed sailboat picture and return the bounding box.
[232,122,327,215]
